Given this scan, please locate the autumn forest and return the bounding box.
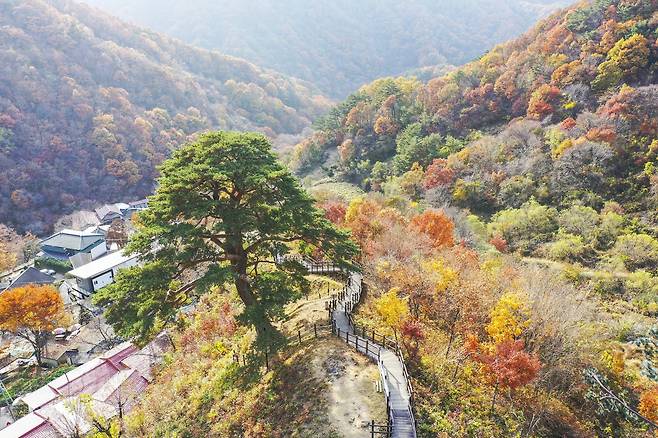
[0,0,657,437]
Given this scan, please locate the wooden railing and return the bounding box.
[322,269,416,437]
[231,322,334,371]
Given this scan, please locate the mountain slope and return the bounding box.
[81,0,570,97]
[0,0,330,233]
[294,0,658,219]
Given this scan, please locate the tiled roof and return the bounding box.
[40,230,103,251]
[4,335,169,437]
[94,204,123,221]
[4,268,54,291]
[0,413,61,438]
[67,251,137,280]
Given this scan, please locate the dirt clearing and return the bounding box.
[311,338,387,437]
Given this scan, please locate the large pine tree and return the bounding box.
[95,132,358,345]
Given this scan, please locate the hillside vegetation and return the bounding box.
[0,0,329,233]
[285,1,658,434]
[82,0,569,97]
[292,0,658,288]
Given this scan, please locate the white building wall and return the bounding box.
[92,271,114,291]
[90,243,107,260]
[112,257,138,275]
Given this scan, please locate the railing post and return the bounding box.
[346,332,350,345]
[298,330,302,344]
[265,350,269,371]
[371,420,374,438]
[366,339,369,355]
[314,323,317,338]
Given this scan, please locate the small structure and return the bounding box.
[2,267,55,292]
[128,199,148,210]
[39,230,105,260]
[94,203,131,225]
[2,334,170,437]
[67,251,138,293]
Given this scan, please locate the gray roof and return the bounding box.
[129,199,148,208]
[95,204,123,220]
[41,229,104,251]
[5,267,55,291]
[68,251,137,279]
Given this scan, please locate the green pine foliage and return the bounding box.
[95,132,358,345]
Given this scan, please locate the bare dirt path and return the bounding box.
[311,338,387,438]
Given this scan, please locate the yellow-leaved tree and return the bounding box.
[375,287,409,339]
[423,259,458,293]
[486,291,530,344]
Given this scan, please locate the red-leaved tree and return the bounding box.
[466,337,542,412]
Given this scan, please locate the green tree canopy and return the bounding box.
[94,132,358,345]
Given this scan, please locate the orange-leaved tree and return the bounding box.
[466,336,541,412]
[410,210,455,248]
[639,386,658,430]
[319,201,347,225]
[0,285,69,366]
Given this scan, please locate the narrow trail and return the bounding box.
[307,261,417,438]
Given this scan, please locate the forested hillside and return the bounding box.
[82,0,569,97]
[0,0,329,233]
[293,0,658,318]
[294,0,657,224]
[283,1,658,434]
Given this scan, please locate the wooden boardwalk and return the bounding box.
[331,272,417,438]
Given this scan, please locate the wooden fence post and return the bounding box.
[371,419,374,438]
[346,332,350,345]
[314,323,317,338]
[366,339,369,355]
[298,330,302,344]
[265,350,269,371]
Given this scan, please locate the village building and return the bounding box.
[39,230,105,261]
[67,251,138,293]
[94,203,131,225]
[128,199,148,210]
[1,334,170,438]
[2,267,55,292]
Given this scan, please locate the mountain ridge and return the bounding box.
[81,0,571,97]
[0,0,330,233]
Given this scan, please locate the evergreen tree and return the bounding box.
[95,132,358,345]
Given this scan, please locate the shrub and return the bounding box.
[35,257,72,273]
[591,271,625,297]
[488,200,558,254]
[611,233,658,272]
[626,270,658,312]
[557,205,599,239]
[545,233,586,262]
